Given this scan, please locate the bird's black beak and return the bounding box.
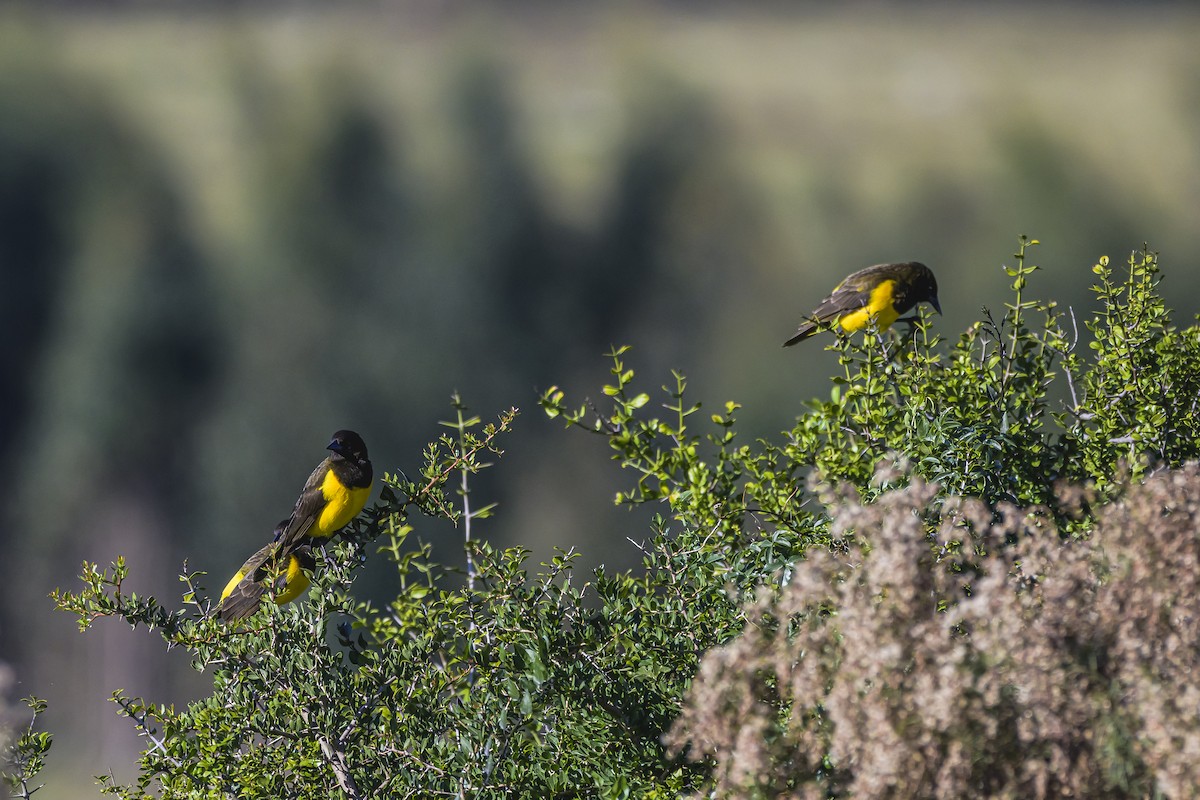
[931,296,942,315]
[327,438,341,454]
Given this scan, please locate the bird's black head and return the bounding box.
[911,262,941,315]
[328,430,369,462]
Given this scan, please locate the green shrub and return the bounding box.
[1,692,51,800]
[42,240,1200,798]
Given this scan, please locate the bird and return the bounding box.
[783,262,940,346]
[270,429,374,555]
[214,430,373,622]
[216,542,316,622]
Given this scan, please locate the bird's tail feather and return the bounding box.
[216,581,268,623]
[783,321,818,346]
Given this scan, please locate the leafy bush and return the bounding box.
[39,240,1200,798]
[1,689,51,800]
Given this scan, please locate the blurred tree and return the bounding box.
[445,54,564,381]
[585,75,718,352]
[997,124,1140,263]
[442,55,734,391]
[0,97,69,455]
[0,38,223,773]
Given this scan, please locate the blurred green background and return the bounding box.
[2,2,1198,794]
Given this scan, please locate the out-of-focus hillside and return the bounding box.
[2,3,1199,795]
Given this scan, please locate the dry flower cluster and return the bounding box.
[667,463,1200,798]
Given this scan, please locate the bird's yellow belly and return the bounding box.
[275,559,311,604]
[314,469,372,537]
[837,280,900,333]
[219,553,310,605]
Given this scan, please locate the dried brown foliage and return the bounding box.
[667,463,1200,799]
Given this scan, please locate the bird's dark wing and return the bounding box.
[784,282,874,345]
[783,264,900,346]
[215,541,317,623]
[216,581,268,623]
[810,283,874,321]
[216,543,277,622]
[272,460,331,552]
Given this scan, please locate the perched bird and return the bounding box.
[216,542,316,622]
[215,430,373,622]
[271,429,374,555]
[783,262,941,346]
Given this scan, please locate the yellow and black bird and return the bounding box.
[783,262,941,346]
[269,429,374,555]
[215,429,373,622]
[216,542,316,622]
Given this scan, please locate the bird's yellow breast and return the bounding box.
[836,279,901,333]
[315,468,373,537]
